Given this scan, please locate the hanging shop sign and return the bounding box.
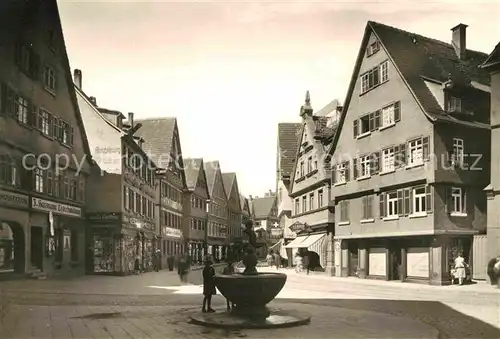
[31,197,82,217]
[164,227,182,238]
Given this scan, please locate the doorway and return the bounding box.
[30,226,43,270]
[0,222,25,274]
[348,242,359,276]
[389,245,402,280]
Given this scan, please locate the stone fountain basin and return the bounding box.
[214,272,287,306]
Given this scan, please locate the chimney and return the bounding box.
[89,96,97,106]
[73,69,82,89]
[138,138,144,148]
[451,23,468,60]
[128,112,134,128]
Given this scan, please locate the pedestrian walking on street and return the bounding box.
[178,253,190,283]
[266,251,274,267]
[202,259,216,313]
[167,255,175,271]
[303,252,310,275]
[154,249,161,272]
[222,261,236,312]
[134,255,141,275]
[274,252,281,271]
[453,251,468,285]
[294,252,303,273]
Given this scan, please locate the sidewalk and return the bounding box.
[260,267,500,295]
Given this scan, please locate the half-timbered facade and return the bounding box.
[204,161,229,262]
[135,118,187,268]
[183,158,209,265]
[222,173,243,248]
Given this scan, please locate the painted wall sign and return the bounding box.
[87,213,120,221]
[0,189,29,209]
[31,197,82,217]
[164,227,182,238]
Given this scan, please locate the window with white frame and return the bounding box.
[382,103,395,126]
[318,190,323,207]
[309,193,314,210]
[408,138,423,166]
[295,199,299,214]
[386,191,398,217]
[452,138,464,166]
[451,187,466,214]
[336,162,347,183]
[382,147,395,172]
[339,200,350,222]
[448,96,462,113]
[413,186,426,213]
[43,65,56,92]
[307,157,312,173]
[362,195,374,220]
[302,196,307,213]
[360,155,371,177]
[16,95,29,124]
[380,61,389,82]
[361,73,370,93]
[299,161,304,177]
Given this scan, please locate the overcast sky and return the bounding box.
[58,0,499,196]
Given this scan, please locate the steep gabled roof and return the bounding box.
[51,0,93,166]
[327,21,491,158]
[252,196,276,219]
[481,42,500,70]
[277,123,302,179]
[240,194,250,215]
[133,117,186,187]
[222,172,236,197]
[203,160,221,196]
[183,158,202,190]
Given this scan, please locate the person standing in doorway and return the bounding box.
[266,251,273,268]
[295,252,303,273]
[454,251,467,285]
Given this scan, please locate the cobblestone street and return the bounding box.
[0,269,499,338]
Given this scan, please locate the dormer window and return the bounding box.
[366,41,380,57]
[448,96,462,113]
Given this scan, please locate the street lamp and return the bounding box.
[204,199,211,258]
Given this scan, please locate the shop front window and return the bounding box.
[93,235,115,273]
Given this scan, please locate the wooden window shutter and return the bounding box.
[368,195,373,219]
[370,151,380,175]
[345,161,350,181]
[30,104,38,127]
[332,165,336,183]
[409,188,414,215]
[0,83,6,115]
[379,193,386,218]
[374,109,381,129]
[361,196,367,220]
[353,158,358,179]
[422,136,430,161]
[426,185,433,213]
[403,188,410,216]
[366,46,371,57]
[70,126,74,146]
[444,186,452,214]
[465,189,474,218]
[369,112,375,132]
[346,200,350,219]
[398,143,407,168]
[353,119,359,138]
[394,101,401,122]
[397,189,404,216]
[444,137,453,167]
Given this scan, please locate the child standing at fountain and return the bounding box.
[202,259,216,313]
[222,261,236,312]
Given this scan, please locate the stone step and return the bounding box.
[26,269,47,280]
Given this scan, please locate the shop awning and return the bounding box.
[284,235,308,249]
[269,239,288,259]
[300,233,326,250]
